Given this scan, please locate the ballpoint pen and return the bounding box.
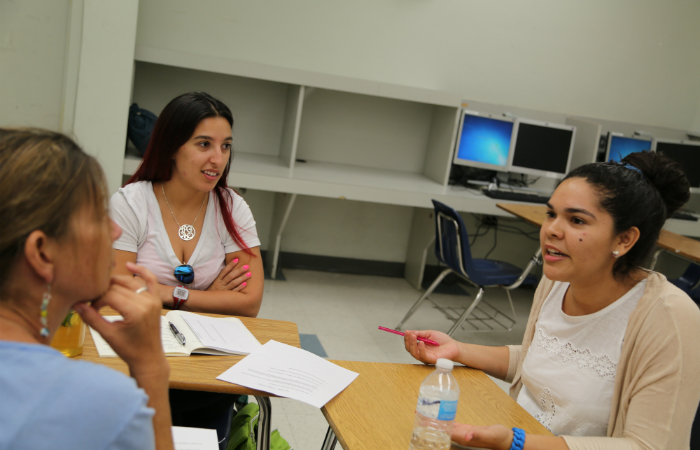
[169,321,186,346]
[378,326,439,346]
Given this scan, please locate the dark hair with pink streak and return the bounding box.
[126,92,252,256]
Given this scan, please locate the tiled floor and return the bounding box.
[252,269,535,450]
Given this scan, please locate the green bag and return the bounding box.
[226,403,293,450]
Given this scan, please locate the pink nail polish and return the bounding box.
[241,282,247,287]
[242,265,249,270]
[233,258,239,264]
[246,272,252,277]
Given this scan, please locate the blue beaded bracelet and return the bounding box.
[509,427,525,450]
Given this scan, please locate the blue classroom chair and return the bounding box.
[669,263,700,295]
[396,200,539,336]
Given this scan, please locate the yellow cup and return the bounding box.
[51,311,86,357]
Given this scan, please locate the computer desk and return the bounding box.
[320,360,552,450]
[77,308,300,450]
[496,203,700,270]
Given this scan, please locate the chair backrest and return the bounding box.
[679,263,700,289]
[432,200,476,278]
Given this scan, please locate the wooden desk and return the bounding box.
[496,203,700,268]
[496,203,547,228]
[320,361,551,450]
[78,310,300,450]
[654,229,700,266]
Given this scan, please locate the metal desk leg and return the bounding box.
[255,396,272,450]
[649,248,663,271]
[321,426,338,450]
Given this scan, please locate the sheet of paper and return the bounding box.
[89,316,187,357]
[180,312,260,354]
[172,426,218,450]
[217,340,358,408]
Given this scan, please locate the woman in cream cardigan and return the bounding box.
[405,151,700,450]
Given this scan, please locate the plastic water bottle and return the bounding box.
[409,358,460,450]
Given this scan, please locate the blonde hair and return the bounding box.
[0,128,108,289]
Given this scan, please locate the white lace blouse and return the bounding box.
[516,279,646,436]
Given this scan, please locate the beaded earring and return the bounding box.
[612,250,620,259]
[39,285,51,338]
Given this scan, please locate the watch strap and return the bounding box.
[173,285,188,310]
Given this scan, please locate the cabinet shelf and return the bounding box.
[135,46,460,107]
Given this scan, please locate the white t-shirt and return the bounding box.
[517,279,646,437]
[110,181,260,290]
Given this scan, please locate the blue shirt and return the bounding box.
[0,341,155,450]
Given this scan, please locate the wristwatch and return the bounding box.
[173,285,189,310]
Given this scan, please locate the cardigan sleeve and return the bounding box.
[562,436,639,450]
[505,345,522,384]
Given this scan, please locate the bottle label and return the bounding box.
[416,397,458,421]
[437,400,458,420]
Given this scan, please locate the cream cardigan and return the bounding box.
[505,272,700,450]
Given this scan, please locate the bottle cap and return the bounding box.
[436,358,453,371]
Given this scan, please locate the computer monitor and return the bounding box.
[507,119,576,178]
[654,138,700,193]
[605,133,653,163]
[452,110,516,171]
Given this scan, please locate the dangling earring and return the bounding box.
[612,250,620,259]
[39,285,51,338]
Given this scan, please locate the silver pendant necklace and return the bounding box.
[162,183,207,241]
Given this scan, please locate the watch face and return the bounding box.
[173,286,189,300]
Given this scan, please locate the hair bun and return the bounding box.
[622,151,690,217]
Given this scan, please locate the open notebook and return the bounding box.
[89,310,261,357]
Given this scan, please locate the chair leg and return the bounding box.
[396,268,453,331]
[447,287,485,336]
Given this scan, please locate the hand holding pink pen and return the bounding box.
[378,326,440,346]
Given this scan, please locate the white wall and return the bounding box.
[0,0,70,130]
[136,0,700,132]
[133,0,700,265]
[5,0,699,267]
[72,0,139,194]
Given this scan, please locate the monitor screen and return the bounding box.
[508,119,576,178]
[655,139,700,190]
[452,110,515,171]
[606,134,653,163]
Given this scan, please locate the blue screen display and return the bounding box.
[455,114,514,168]
[607,136,652,162]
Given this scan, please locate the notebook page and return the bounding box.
[179,311,261,354]
[89,316,189,357]
[160,316,191,355]
[88,316,122,357]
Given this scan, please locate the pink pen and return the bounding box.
[378,326,440,346]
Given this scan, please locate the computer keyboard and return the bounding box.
[482,188,550,204]
[671,211,699,221]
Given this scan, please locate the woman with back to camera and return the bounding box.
[0,128,173,450]
[404,151,700,449]
[111,92,263,317]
